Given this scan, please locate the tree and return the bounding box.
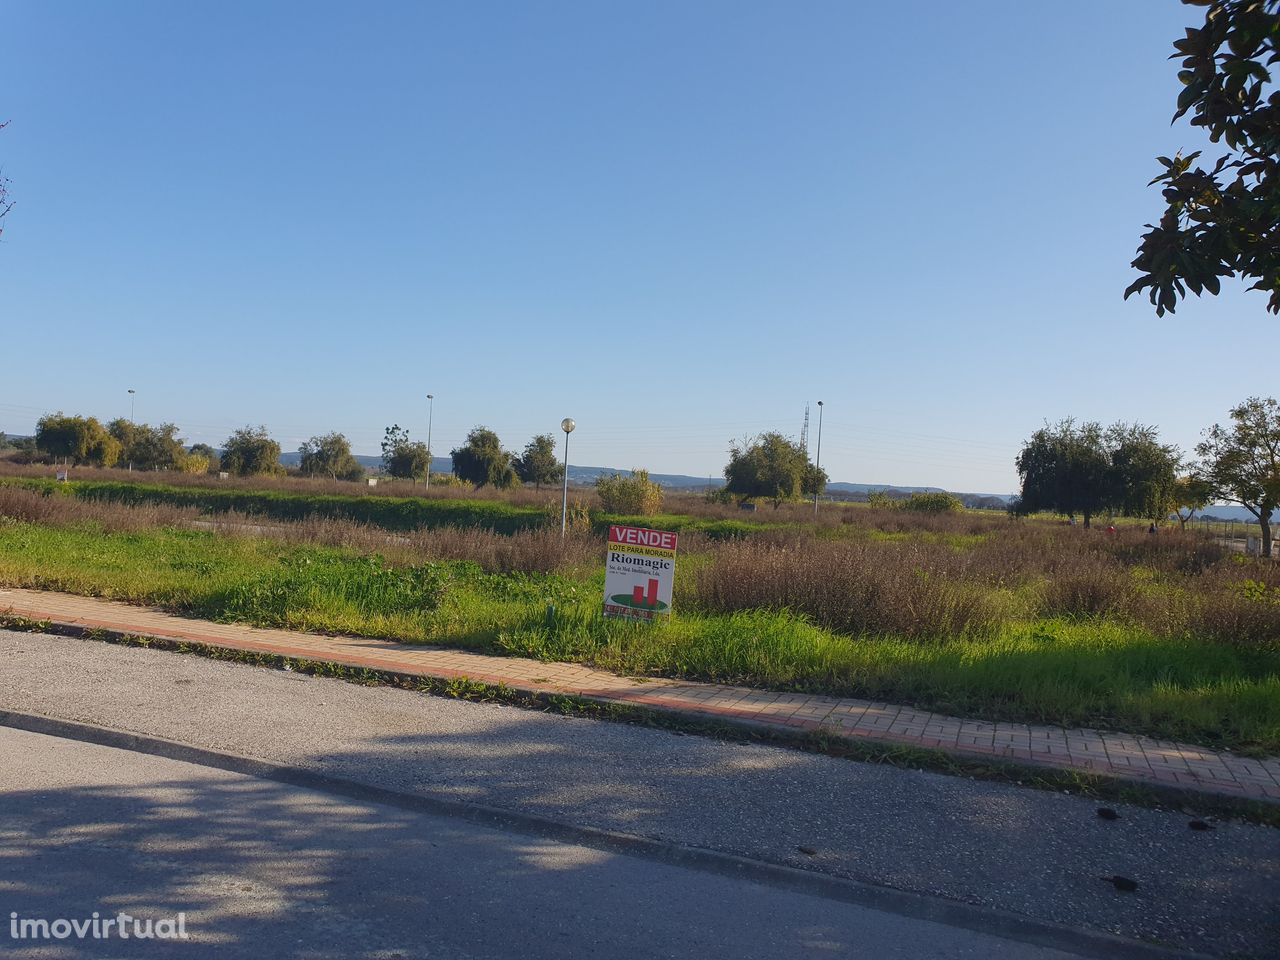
[513,433,563,490]
[299,432,365,481]
[1105,423,1181,523]
[801,462,829,499]
[723,432,810,508]
[1173,474,1215,529]
[1016,420,1183,526]
[451,426,517,489]
[220,426,283,477]
[188,443,219,472]
[380,425,431,482]
[109,419,186,471]
[1125,1,1280,316]
[35,413,120,467]
[1196,396,1280,556]
[1015,420,1110,527]
[595,469,663,514]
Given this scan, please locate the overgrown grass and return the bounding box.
[0,514,1277,754]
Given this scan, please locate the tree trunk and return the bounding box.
[1083,511,1091,529]
[1263,519,1273,559]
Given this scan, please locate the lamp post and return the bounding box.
[560,417,575,537]
[813,400,824,515]
[127,389,136,472]
[425,394,434,490]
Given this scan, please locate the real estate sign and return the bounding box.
[603,524,678,621]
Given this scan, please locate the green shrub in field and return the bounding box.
[901,492,964,513]
[595,469,663,515]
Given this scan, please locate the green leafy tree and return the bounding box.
[1105,424,1181,523]
[1126,1,1280,315]
[513,433,563,490]
[299,432,365,481]
[35,413,121,467]
[109,419,186,471]
[595,468,663,515]
[1172,474,1215,529]
[1196,396,1280,555]
[381,424,431,482]
[188,443,219,473]
[1015,420,1110,527]
[451,426,517,488]
[723,432,810,508]
[220,426,283,477]
[801,462,829,499]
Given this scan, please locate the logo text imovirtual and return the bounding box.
[9,912,189,941]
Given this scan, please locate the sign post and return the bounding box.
[603,524,678,621]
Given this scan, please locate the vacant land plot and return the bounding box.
[0,480,1276,754]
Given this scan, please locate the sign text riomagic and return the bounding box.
[603,524,678,621]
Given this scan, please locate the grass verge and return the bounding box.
[0,518,1277,754]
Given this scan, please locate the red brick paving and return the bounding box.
[3,586,1278,803]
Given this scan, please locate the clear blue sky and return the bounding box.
[1,1,1269,493]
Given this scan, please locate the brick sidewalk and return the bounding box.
[3,586,1278,803]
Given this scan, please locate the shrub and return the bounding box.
[595,469,663,515]
[900,492,964,513]
[543,498,593,535]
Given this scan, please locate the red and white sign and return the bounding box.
[603,524,678,621]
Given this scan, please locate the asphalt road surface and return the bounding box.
[2,629,1277,958]
[2,725,1098,960]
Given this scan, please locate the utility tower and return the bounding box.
[800,402,810,456]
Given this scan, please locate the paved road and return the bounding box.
[2,630,1277,958]
[3,727,1102,960]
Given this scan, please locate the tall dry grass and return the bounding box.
[694,522,1280,648]
[205,512,599,575]
[0,485,199,532]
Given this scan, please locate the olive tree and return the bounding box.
[513,433,563,490]
[220,426,283,477]
[381,424,431,482]
[723,432,810,508]
[451,426,517,489]
[1196,396,1280,556]
[300,432,365,481]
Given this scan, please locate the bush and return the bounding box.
[595,469,663,515]
[543,498,593,535]
[900,492,964,513]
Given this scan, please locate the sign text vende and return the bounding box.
[608,525,677,551]
[603,525,679,621]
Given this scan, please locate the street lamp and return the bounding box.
[813,400,824,515]
[425,394,434,490]
[560,417,575,537]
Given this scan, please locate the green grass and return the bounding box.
[1,517,1277,754]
